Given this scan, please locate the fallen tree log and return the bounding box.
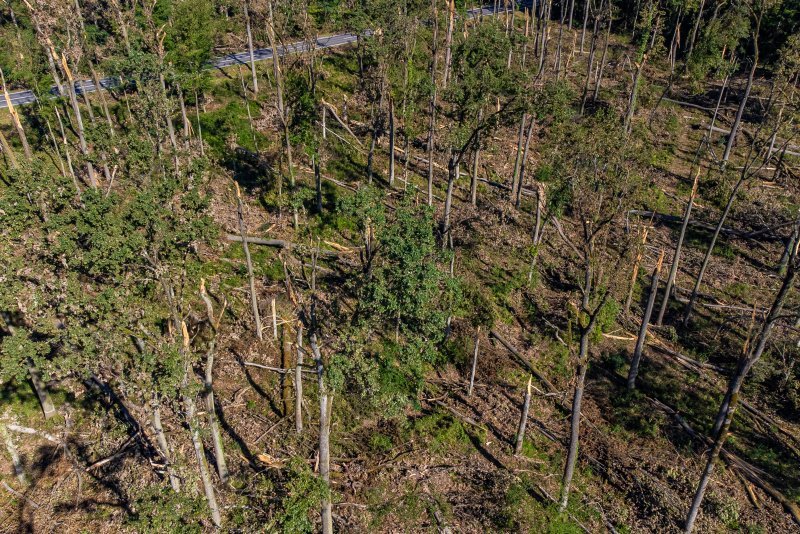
[225,234,356,257]
[489,330,557,394]
[627,210,786,242]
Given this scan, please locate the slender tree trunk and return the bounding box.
[468,326,481,396]
[185,395,222,527]
[685,0,706,59]
[511,114,527,202]
[656,168,700,325]
[514,377,533,455]
[580,9,601,114]
[310,329,333,534]
[580,0,591,53]
[685,236,799,532]
[428,0,440,206]
[560,330,590,511]
[243,0,258,94]
[722,21,760,163]
[624,229,649,314]
[388,97,395,187]
[470,109,483,206]
[1,69,32,160]
[27,360,55,419]
[516,116,536,208]
[627,250,664,390]
[443,153,457,243]
[625,53,648,134]
[443,0,455,88]
[204,340,228,482]
[151,401,181,492]
[235,183,263,340]
[593,13,611,101]
[295,321,304,434]
[683,172,747,325]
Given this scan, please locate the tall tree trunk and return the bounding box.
[388,97,395,187]
[427,0,440,206]
[683,171,748,325]
[722,17,760,164]
[204,340,228,482]
[684,233,799,532]
[685,0,706,59]
[510,114,528,202]
[267,0,294,191]
[580,0,591,53]
[516,116,536,208]
[235,183,264,340]
[656,167,700,325]
[443,152,457,244]
[470,108,483,206]
[580,7,601,114]
[295,321,304,434]
[243,0,258,94]
[443,0,455,88]
[309,329,333,534]
[468,326,481,397]
[627,250,664,390]
[592,12,611,101]
[185,394,222,527]
[1,68,32,160]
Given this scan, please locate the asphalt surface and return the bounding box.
[0,5,508,109]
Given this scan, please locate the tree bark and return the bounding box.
[468,326,481,397]
[427,0,440,206]
[656,168,699,325]
[685,228,800,532]
[243,0,258,94]
[295,321,304,434]
[516,116,536,208]
[722,15,760,164]
[627,250,664,390]
[510,114,528,203]
[514,377,533,455]
[151,401,181,492]
[235,183,263,340]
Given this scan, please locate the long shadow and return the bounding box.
[213,394,258,470]
[232,348,282,416]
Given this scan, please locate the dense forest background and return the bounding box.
[0,0,799,532]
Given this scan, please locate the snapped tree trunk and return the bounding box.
[627,250,664,390]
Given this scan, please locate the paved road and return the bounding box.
[0,5,508,109]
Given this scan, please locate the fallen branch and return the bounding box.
[489,330,557,394]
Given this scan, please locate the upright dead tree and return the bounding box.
[443,0,455,88]
[235,183,263,340]
[514,377,533,455]
[427,0,440,206]
[626,250,664,390]
[656,167,700,325]
[266,0,295,194]
[722,1,764,163]
[684,216,800,532]
[199,279,229,483]
[0,69,32,160]
[624,0,657,134]
[243,0,258,94]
